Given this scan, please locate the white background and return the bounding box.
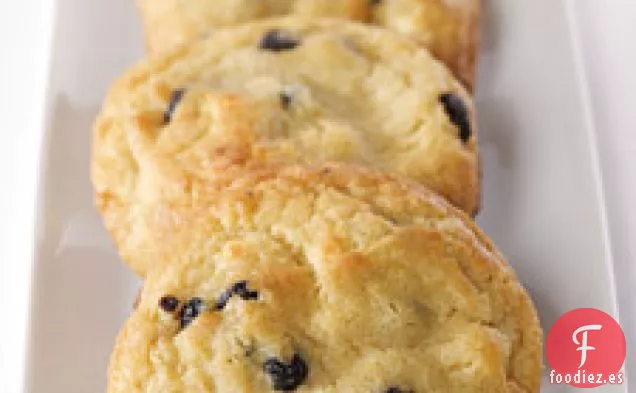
[0,1,54,393]
[572,0,636,386]
[0,1,634,392]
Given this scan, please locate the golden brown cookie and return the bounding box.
[136,0,480,89]
[92,19,481,263]
[107,164,541,393]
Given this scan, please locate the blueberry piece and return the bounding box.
[179,297,207,329]
[214,288,233,311]
[263,354,309,391]
[259,29,300,52]
[232,281,259,301]
[164,88,186,124]
[369,0,383,5]
[215,281,259,310]
[385,388,411,393]
[439,92,471,143]
[159,295,180,312]
[280,91,293,110]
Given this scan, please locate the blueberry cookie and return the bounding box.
[92,19,480,271]
[107,164,542,393]
[136,0,479,89]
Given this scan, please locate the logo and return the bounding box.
[546,308,626,388]
[573,324,602,368]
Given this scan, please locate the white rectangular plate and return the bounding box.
[20,0,626,392]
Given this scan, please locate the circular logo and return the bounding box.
[546,308,626,388]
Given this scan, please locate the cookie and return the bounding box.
[91,18,481,266]
[136,0,480,89]
[107,164,542,393]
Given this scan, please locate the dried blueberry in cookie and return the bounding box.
[215,280,259,310]
[158,295,179,312]
[385,387,412,393]
[164,88,185,124]
[439,92,471,143]
[263,354,309,391]
[280,91,293,110]
[232,281,259,301]
[214,288,232,311]
[178,297,207,329]
[259,29,300,52]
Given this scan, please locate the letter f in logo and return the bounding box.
[573,324,603,368]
